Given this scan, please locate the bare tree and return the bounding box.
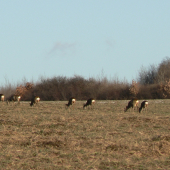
[156,57,170,83]
[138,64,157,85]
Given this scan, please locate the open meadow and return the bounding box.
[0,100,170,169]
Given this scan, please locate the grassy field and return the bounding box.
[0,100,170,169]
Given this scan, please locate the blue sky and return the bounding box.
[0,1,170,86]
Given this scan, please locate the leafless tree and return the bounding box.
[138,64,157,85]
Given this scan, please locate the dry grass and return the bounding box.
[0,100,170,169]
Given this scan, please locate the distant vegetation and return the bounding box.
[1,57,170,101]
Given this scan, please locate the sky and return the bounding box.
[1,0,170,86]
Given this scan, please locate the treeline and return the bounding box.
[1,57,170,101]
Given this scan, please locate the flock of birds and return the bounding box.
[0,94,148,112]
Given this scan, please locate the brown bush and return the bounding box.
[129,80,139,97]
[138,84,160,99]
[15,82,34,100]
[1,74,170,101]
[158,79,170,99]
[28,76,130,101]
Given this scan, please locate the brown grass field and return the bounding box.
[0,100,170,169]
